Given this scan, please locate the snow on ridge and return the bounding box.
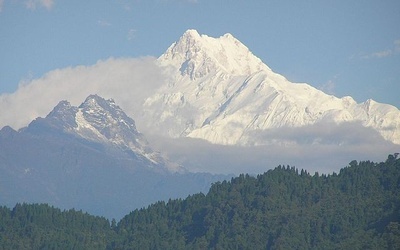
[142,30,400,145]
[74,108,108,142]
[40,95,184,172]
[158,29,270,80]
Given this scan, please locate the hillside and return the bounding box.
[1,155,399,249]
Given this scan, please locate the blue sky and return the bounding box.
[1,0,399,108]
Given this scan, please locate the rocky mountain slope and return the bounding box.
[0,95,228,219]
[28,94,182,173]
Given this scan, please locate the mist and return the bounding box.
[144,123,399,175]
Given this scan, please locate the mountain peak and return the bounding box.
[26,95,184,172]
[144,31,400,145]
[181,29,201,40]
[84,94,114,104]
[44,100,78,130]
[0,125,17,138]
[48,100,73,116]
[77,95,139,141]
[158,30,270,80]
[84,94,103,103]
[81,94,116,111]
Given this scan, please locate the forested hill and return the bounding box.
[115,155,400,249]
[1,155,399,249]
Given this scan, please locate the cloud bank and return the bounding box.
[147,124,398,175]
[0,57,164,130]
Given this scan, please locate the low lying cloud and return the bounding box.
[0,57,164,130]
[147,123,398,176]
[247,121,386,146]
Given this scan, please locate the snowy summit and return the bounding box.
[158,29,270,79]
[31,95,184,173]
[141,29,400,145]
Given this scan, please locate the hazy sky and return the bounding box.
[0,0,399,175]
[1,0,399,109]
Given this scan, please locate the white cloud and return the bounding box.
[147,123,397,175]
[361,39,400,59]
[98,20,112,27]
[318,79,335,95]
[0,57,164,130]
[116,0,132,11]
[40,0,53,9]
[127,29,137,41]
[394,39,400,52]
[372,50,392,58]
[361,49,392,59]
[25,0,54,10]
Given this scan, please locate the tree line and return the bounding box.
[1,155,399,249]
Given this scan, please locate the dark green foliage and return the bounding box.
[0,203,114,249]
[114,155,400,249]
[1,155,399,249]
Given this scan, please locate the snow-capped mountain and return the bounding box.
[0,94,230,219]
[28,94,183,172]
[141,29,400,145]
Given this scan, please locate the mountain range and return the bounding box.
[0,95,228,219]
[1,29,399,219]
[140,29,400,146]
